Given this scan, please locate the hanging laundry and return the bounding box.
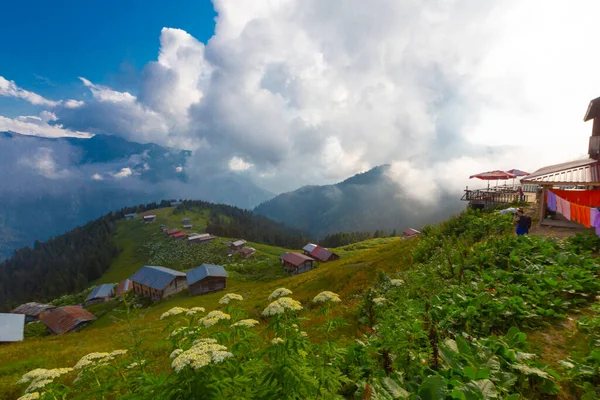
[590,207,599,228]
[570,203,591,228]
[551,189,600,207]
[547,191,557,212]
[557,197,571,220]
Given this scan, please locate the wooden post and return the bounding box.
[538,185,548,227]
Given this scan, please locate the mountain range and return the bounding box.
[254,165,464,237]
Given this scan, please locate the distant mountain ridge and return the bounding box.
[0,132,272,260]
[254,165,463,237]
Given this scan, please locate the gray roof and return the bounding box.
[0,313,25,342]
[232,240,246,247]
[130,266,186,290]
[187,264,228,285]
[124,213,138,218]
[303,243,318,253]
[522,158,600,184]
[85,284,115,302]
[11,302,56,317]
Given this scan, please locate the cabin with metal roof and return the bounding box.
[239,247,256,258]
[521,96,600,227]
[167,228,181,236]
[230,240,247,252]
[402,228,421,239]
[0,313,25,342]
[308,245,340,263]
[116,279,132,296]
[124,213,138,220]
[129,266,187,301]
[40,306,96,335]
[280,252,315,274]
[172,232,187,240]
[11,302,56,323]
[142,214,156,223]
[182,224,193,229]
[188,233,216,244]
[85,284,115,307]
[187,264,228,296]
[302,243,318,255]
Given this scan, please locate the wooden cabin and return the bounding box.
[173,232,186,240]
[187,264,228,296]
[84,284,115,307]
[11,302,56,323]
[188,233,216,244]
[40,306,96,335]
[230,240,246,253]
[143,214,156,223]
[124,213,138,220]
[302,243,318,256]
[280,252,315,274]
[130,266,187,301]
[239,247,256,258]
[116,279,132,296]
[167,228,181,236]
[402,228,421,239]
[307,245,340,263]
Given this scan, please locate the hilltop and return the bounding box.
[1,206,600,399]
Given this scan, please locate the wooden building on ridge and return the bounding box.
[187,264,228,296]
[129,266,187,301]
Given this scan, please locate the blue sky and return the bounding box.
[0,0,216,113]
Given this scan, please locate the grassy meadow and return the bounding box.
[0,206,411,398]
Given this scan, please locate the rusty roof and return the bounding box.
[240,247,255,256]
[403,228,421,237]
[309,246,335,262]
[11,302,56,317]
[173,232,186,238]
[40,306,96,335]
[167,229,181,235]
[281,252,315,267]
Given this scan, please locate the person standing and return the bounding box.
[514,208,531,236]
[518,187,525,202]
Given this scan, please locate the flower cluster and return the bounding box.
[17,393,41,400]
[390,279,405,287]
[199,310,231,327]
[312,291,342,303]
[171,340,233,372]
[372,297,387,306]
[231,319,260,328]
[126,360,146,370]
[17,367,73,393]
[268,287,293,300]
[186,307,205,316]
[193,338,218,345]
[160,307,189,320]
[73,350,127,370]
[271,337,284,345]
[262,297,303,316]
[219,293,244,304]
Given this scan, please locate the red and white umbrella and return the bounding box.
[470,170,516,189]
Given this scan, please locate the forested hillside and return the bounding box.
[0,200,309,311]
[254,165,463,237]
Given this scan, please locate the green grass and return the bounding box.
[0,234,413,398]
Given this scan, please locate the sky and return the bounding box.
[2,0,600,198]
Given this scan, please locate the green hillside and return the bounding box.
[2,208,600,399]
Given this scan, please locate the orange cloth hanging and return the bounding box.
[569,203,591,228]
[551,189,600,207]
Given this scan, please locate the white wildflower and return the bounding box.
[390,279,405,287]
[18,367,73,393]
[74,350,126,370]
[17,369,48,384]
[17,393,40,400]
[271,337,284,345]
[193,338,218,345]
[171,341,233,372]
[301,331,308,337]
[170,349,183,359]
[127,362,139,370]
[268,288,293,300]
[219,293,244,304]
[199,310,231,327]
[312,291,342,303]
[160,307,189,320]
[26,379,53,393]
[373,297,387,306]
[262,297,303,316]
[186,307,205,316]
[110,349,127,356]
[231,319,259,328]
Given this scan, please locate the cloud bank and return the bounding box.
[4,0,600,199]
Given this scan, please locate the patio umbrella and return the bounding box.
[505,169,530,188]
[469,170,516,188]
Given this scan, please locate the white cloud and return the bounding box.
[175,166,183,173]
[91,173,103,180]
[64,99,84,108]
[228,156,253,171]
[7,0,600,197]
[0,113,92,139]
[0,76,61,107]
[112,167,133,179]
[18,147,71,179]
